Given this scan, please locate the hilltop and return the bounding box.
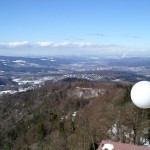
[0,79,150,150]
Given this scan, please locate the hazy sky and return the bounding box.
[0,0,150,57]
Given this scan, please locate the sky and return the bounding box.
[0,0,150,57]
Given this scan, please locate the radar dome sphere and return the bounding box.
[131,81,150,108]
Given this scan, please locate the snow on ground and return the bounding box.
[140,138,150,146]
[13,60,41,67]
[108,124,118,140]
[112,79,121,82]
[72,111,78,121]
[102,143,114,150]
[14,79,43,85]
[1,76,56,96]
[3,62,7,65]
[13,60,26,63]
[41,58,48,61]
[0,87,35,96]
[13,76,54,85]
[50,57,56,61]
[0,90,17,95]
[72,111,78,117]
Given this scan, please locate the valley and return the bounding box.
[0,56,150,96]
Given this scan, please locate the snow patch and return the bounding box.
[102,143,114,150]
[72,111,78,117]
[13,60,26,63]
[0,90,17,95]
[0,60,5,62]
[51,59,56,62]
[41,58,48,61]
[112,79,121,82]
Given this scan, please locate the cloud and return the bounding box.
[124,34,141,39]
[0,41,94,48]
[35,42,53,47]
[0,41,29,47]
[0,41,149,57]
[88,33,106,36]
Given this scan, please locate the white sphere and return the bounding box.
[131,81,150,108]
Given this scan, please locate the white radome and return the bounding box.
[131,81,150,108]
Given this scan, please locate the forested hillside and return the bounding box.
[0,79,150,150]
